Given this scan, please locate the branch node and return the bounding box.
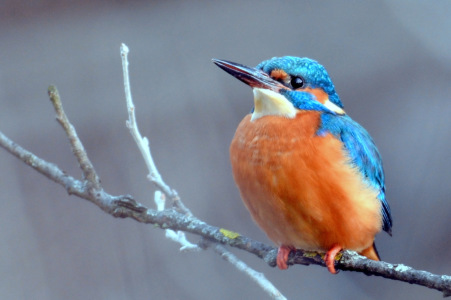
[112,195,147,217]
[263,249,278,268]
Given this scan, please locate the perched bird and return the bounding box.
[213,56,392,274]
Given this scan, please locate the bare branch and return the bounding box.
[1,129,450,296]
[154,191,200,252]
[0,130,86,197]
[48,85,100,189]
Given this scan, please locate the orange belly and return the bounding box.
[230,112,382,253]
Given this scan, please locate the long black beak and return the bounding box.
[212,58,284,92]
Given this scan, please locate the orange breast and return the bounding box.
[230,112,382,252]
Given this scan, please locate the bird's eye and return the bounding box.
[290,76,304,89]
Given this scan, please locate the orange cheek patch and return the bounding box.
[270,69,289,83]
[301,87,329,104]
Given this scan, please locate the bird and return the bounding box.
[212,56,392,274]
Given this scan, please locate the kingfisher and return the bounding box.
[212,56,392,274]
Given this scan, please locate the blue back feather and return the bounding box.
[320,114,393,234]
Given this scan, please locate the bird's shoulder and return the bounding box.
[318,113,393,234]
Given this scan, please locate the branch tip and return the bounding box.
[120,43,129,55]
[48,85,62,110]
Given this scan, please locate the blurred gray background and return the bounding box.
[1,1,450,299]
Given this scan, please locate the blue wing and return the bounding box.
[319,114,393,235]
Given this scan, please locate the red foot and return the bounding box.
[276,245,295,270]
[324,244,342,274]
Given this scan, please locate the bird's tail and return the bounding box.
[360,242,380,261]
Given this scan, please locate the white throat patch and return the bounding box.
[251,88,297,121]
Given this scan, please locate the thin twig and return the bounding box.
[120,44,190,215]
[211,242,287,300]
[120,45,171,195]
[48,86,100,189]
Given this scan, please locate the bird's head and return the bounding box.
[213,56,345,121]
